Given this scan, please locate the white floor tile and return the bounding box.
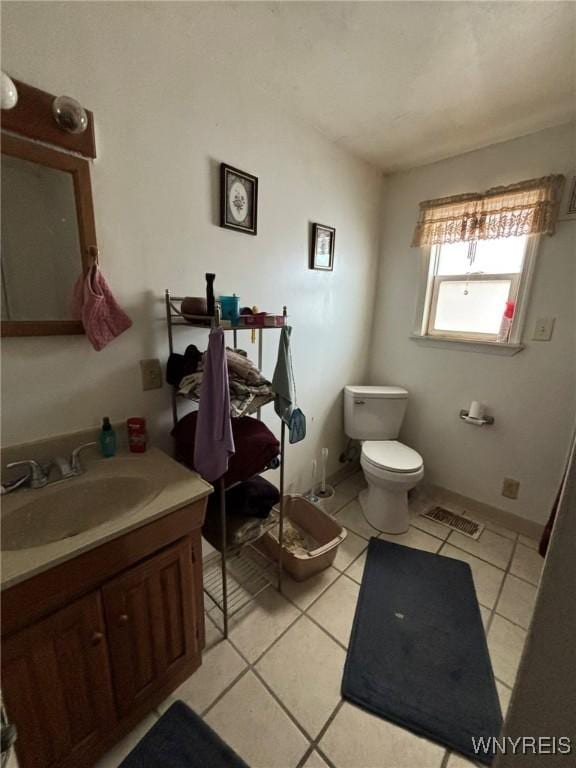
[320,701,445,768]
[440,544,505,609]
[204,671,308,768]
[446,753,477,767]
[518,534,539,550]
[302,750,331,768]
[277,566,340,611]
[345,550,367,584]
[496,680,512,718]
[334,499,380,540]
[225,587,300,663]
[332,529,367,571]
[202,536,216,559]
[308,575,360,648]
[379,525,444,554]
[447,529,514,570]
[464,511,518,542]
[93,713,158,768]
[157,636,246,716]
[479,605,490,629]
[488,614,526,687]
[510,543,543,586]
[496,574,537,629]
[256,616,346,739]
[317,471,365,515]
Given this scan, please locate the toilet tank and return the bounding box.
[344,385,409,440]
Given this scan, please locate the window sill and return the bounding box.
[409,334,524,356]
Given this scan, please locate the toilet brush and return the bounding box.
[306,459,320,503]
[316,447,334,500]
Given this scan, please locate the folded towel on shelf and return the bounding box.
[225,348,262,385]
[202,506,278,552]
[207,476,280,520]
[178,348,274,418]
[166,345,203,386]
[172,412,280,487]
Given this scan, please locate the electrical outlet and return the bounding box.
[140,358,163,391]
[502,477,520,500]
[533,317,555,341]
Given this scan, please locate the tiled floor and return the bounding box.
[95,472,542,768]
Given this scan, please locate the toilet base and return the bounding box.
[359,486,410,535]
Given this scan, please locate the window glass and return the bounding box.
[433,280,512,335]
[473,236,526,274]
[436,236,526,276]
[436,241,471,275]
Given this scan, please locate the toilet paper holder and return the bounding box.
[459,409,495,426]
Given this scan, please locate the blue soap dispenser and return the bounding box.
[99,417,117,458]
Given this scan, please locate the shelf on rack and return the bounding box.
[203,547,274,618]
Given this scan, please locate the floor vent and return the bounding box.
[421,506,484,540]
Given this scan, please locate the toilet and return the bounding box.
[344,385,424,534]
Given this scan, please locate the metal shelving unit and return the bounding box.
[165,290,286,637]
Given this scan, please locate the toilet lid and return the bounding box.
[362,440,423,473]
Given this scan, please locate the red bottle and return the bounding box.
[127,417,147,453]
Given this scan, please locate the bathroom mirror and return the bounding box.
[1,133,97,336]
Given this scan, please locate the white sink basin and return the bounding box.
[2,475,156,551]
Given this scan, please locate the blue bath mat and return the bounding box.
[342,538,502,765]
[119,701,249,768]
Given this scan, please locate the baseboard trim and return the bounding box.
[422,483,544,540]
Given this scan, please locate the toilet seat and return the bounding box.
[361,440,423,474]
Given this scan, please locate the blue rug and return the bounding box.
[342,538,502,765]
[120,701,249,768]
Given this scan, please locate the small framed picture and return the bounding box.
[220,163,258,235]
[310,223,335,271]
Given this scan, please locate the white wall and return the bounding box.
[370,124,576,525]
[1,2,383,492]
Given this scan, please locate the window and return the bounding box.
[422,235,533,343]
[410,174,565,349]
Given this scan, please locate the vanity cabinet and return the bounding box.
[103,539,199,717]
[1,500,207,768]
[2,592,115,768]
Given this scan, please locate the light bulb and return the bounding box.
[52,95,88,134]
[1,72,18,110]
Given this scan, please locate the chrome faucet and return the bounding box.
[52,456,75,480]
[70,442,97,475]
[4,460,49,490]
[3,442,98,494]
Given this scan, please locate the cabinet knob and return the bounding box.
[90,631,103,646]
[118,613,129,625]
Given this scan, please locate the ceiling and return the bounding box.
[160,1,575,172]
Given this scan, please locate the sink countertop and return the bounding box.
[1,447,212,590]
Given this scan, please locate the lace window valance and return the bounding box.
[411,175,565,247]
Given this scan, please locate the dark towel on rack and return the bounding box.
[207,476,280,520]
[166,345,203,386]
[172,412,280,487]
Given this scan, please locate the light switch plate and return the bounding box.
[140,358,163,390]
[532,317,555,342]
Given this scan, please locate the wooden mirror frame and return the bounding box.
[1,134,97,336]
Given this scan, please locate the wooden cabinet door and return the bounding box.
[2,592,115,768]
[102,538,199,716]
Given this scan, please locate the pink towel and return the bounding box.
[193,327,235,482]
[72,266,132,351]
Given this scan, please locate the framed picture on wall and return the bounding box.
[220,163,258,235]
[310,223,335,271]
